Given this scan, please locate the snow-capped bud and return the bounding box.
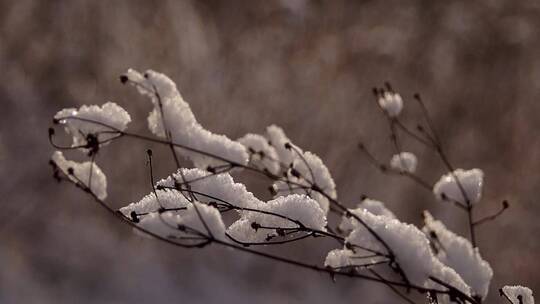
[390,152,417,173]
[54,102,131,150]
[433,169,484,205]
[378,91,403,117]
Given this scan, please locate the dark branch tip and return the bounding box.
[119,75,129,84]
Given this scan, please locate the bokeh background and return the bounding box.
[1,0,539,303]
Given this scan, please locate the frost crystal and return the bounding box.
[156,168,264,210]
[339,198,396,233]
[433,168,484,205]
[238,133,280,175]
[51,151,107,200]
[378,91,403,117]
[227,194,326,242]
[325,209,470,295]
[502,285,535,304]
[423,211,493,299]
[122,69,248,169]
[390,152,417,173]
[138,202,226,240]
[54,102,131,148]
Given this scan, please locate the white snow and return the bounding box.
[272,151,337,214]
[324,249,356,269]
[339,198,396,233]
[137,202,226,240]
[119,189,190,217]
[265,124,300,167]
[51,151,107,200]
[238,133,280,175]
[390,152,417,173]
[502,285,535,304]
[264,125,337,214]
[122,69,248,169]
[325,209,471,295]
[156,168,264,210]
[433,168,484,205]
[227,194,327,243]
[54,102,131,148]
[378,91,403,117]
[423,211,493,299]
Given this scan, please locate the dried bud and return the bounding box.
[130,211,139,223]
[250,222,260,231]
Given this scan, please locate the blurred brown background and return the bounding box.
[1,0,539,303]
